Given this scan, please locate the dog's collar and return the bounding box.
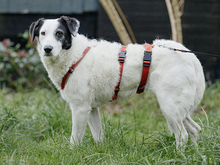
[61,47,91,90]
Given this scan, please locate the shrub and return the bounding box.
[0,31,47,90]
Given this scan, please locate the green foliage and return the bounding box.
[0,31,47,90]
[0,83,219,164]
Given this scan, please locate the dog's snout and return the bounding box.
[44,46,53,54]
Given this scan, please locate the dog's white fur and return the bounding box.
[34,18,205,148]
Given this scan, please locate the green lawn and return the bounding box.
[0,83,219,164]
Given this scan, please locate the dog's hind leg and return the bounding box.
[69,104,91,145]
[167,117,188,148]
[88,107,103,142]
[161,106,189,148]
[154,92,189,148]
[183,115,201,141]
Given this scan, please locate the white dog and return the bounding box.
[29,16,205,148]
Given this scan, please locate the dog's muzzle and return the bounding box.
[44,45,53,55]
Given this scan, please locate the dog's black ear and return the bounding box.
[29,18,44,42]
[60,16,80,37]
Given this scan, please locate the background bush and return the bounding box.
[0,31,47,90]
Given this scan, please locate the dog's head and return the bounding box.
[29,16,80,57]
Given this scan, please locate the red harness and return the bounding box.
[112,46,127,100]
[112,43,153,100]
[61,44,153,101]
[61,47,91,90]
[137,44,153,93]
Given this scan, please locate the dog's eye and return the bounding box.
[41,32,45,36]
[56,31,63,37]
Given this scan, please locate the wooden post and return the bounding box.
[165,0,177,41]
[99,0,132,45]
[165,0,184,43]
[112,0,137,43]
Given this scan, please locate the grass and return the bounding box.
[0,83,220,164]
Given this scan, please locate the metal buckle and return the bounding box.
[114,87,120,92]
[68,67,74,73]
[143,51,151,66]
[118,51,126,62]
[137,86,145,93]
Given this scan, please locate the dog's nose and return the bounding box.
[44,46,53,53]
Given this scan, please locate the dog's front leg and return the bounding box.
[88,107,103,142]
[69,104,91,145]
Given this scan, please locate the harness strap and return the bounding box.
[112,46,126,100]
[137,43,153,94]
[112,44,153,100]
[61,47,91,90]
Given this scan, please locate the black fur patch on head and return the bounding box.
[57,19,72,50]
[60,16,80,37]
[29,18,44,42]
[57,16,80,50]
